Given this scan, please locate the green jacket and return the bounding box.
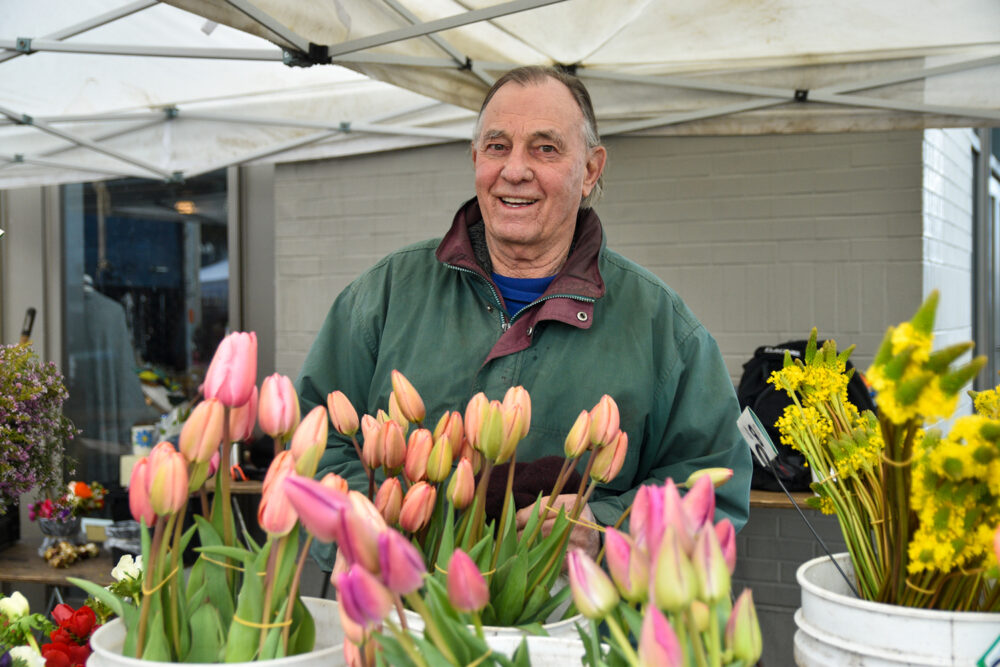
[297,198,751,542]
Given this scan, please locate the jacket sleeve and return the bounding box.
[588,326,752,532]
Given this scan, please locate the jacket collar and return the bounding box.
[435,197,606,301]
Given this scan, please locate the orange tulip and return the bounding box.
[564,410,592,458]
[327,390,359,437]
[290,405,329,476]
[399,481,436,533]
[426,434,453,483]
[390,370,425,424]
[433,411,465,458]
[258,451,298,537]
[149,448,189,516]
[446,458,475,510]
[258,373,300,440]
[495,402,526,464]
[374,477,403,525]
[203,331,257,408]
[381,421,407,476]
[590,430,628,483]
[179,398,225,464]
[463,392,488,449]
[387,392,409,432]
[360,414,383,470]
[229,385,258,443]
[588,394,620,447]
[319,472,350,494]
[502,386,531,437]
[404,428,433,484]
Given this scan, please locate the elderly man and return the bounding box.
[297,66,751,564]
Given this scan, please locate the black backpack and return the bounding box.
[736,340,878,492]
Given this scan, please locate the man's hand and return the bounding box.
[515,493,600,563]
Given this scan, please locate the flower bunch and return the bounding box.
[70,332,327,662]
[324,373,628,627]
[37,604,99,667]
[771,291,1000,610]
[567,472,762,667]
[0,592,54,665]
[0,592,100,667]
[28,481,107,522]
[0,344,79,515]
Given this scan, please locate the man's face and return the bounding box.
[472,78,606,260]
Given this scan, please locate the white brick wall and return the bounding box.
[274,131,973,388]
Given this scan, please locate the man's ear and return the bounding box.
[582,145,607,198]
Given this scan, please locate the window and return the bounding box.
[60,171,228,485]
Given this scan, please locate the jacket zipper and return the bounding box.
[445,264,510,331]
[510,293,596,324]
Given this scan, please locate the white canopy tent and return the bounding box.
[2,0,999,188]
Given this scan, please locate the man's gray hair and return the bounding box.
[472,66,604,208]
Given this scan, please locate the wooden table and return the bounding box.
[749,489,816,508]
[0,540,115,611]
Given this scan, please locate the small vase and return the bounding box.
[37,516,82,557]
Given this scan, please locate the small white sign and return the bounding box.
[737,406,780,468]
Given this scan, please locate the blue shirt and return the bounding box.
[491,272,555,317]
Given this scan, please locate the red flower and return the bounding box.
[40,641,90,667]
[51,603,98,642]
[72,482,92,499]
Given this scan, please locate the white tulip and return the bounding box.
[111,553,143,581]
[0,591,30,619]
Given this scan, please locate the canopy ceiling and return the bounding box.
[3,0,999,188]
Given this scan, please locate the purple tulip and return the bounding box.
[378,530,426,596]
[282,474,351,543]
[336,564,394,629]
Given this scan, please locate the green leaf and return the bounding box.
[141,609,172,661]
[492,555,527,626]
[184,603,224,662]
[510,637,532,667]
[804,328,818,364]
[67,577,127,620]
[286,597,316,656]
[222,540,271,661]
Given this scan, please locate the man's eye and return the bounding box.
[538,145,556,153]
[485,143,507,152]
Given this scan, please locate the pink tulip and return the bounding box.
[258,373,300,440]
[229,385,258,443]
[327,391,359,437]
[337,564,394,629]
[692,525,731,603]
[663,479,696,555]
[148,440,176,474]
[404,428,432,484]
[682,474,716,531]
[446,458,475,510]
[128,458,154,526]
[567,548,619,620]
[604,527,648,604]
[638,606,683,667]
[381,421,407,476]
[290,405,329,476]
[282,474,352,543]
[337,597,365,645]
[149,448,189,516]
[360,414,382,470]
[203,331,257,408]
[433,411,465,458]
[501,386,531,437]
[374,477,403,525]
[390,370,425,424]
[463,392,489,449]
[590,430,628,483]
[399,481,436,533]
[179,398,225,464]
[630,484,664,554]
[258,451,298,537]
[588,394,620,447]
[684,467,734,489]
[726,589,763,665]
[378,530,426,595]
[715,519,737,574]
[320,472,350,494]
[336,503,383,573]
[651,526,696,613]
[564,410,592,458]
[446,549,489,613]
[426,434,453,483]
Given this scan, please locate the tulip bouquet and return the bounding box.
[70,331,334,662]
[566,472,762,667]
[770,291,1000,611]
[322,372,629,628]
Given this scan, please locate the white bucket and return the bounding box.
[794,553,1000,666]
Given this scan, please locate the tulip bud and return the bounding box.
[689,599,711,633]
[651,526,696,613]
[590,430,628,483]
[390,370,425,424]
[588,394,620,447]
[684,467,734,489]
[604,527,649,604]
[663,479,696,555]
[320,472,350,494]
[464,392,489,449]
[229,385,258,443]
[446,549,489,613]
[725,589,763,665]
[336,564,394,629]
[149,448,189,516]
[327,391,359,437]
[258,451,298,537]
[378,530,426,595]
[203,331,258,408]
[715,519,737,574]
[336,501,383,574]
[283,474,352,543]
[374,477,403,525]
[446,458,475,510]
[564,410,592,458]
[0,592,30,620]
[258,373,300,440]
[404,428,433,483]
[692,525,731,603]
[682,474,716,531]
[567,548,619,620]
[290,405,329,477]
[458,438,482,475]
[495,403,525,465]
[501,386,531,437]
[399,481,436,533]
[381,421,407,476]
[477,400,505,461]
[637,606,682,667]
[128,458,155,526]
[426,434,454,483]
[630,484,664,555]
[387,392,411,433]
[361,417,384,471]
[433,411,465,458]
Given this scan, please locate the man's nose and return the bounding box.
[500,145,533,182]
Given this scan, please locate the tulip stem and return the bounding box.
[524,454,579,549]
[385,620,429,667]
[136,515,168,657]
[403,592,459,665]
[490,451,517,572]
[281,534,313,650]
[605,615,638,664]
[469,459,495,546]
[258,539,281,656]
[706,601,721,667]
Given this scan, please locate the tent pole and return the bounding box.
[221,0,311,53]
[182,129,343,179]
[0,39,281,61]
[602,99,788,135]
[0,152,143,179]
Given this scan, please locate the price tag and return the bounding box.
[737,407,780,468]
